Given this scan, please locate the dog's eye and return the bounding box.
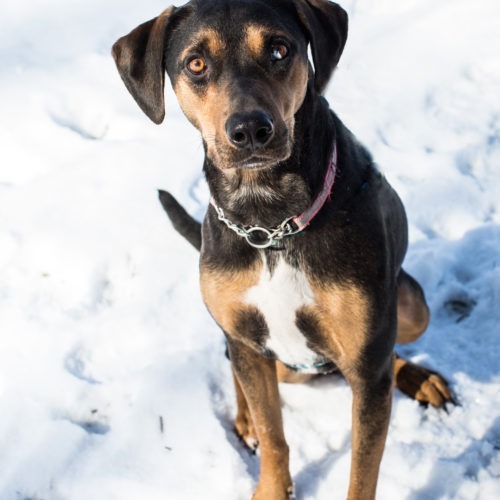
[271,44,289,61]
[186,57,207,76]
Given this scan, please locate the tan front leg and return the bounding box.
[233,360,313,454]
[233,369,258,451]
[227,339,293,500]
[346,364,393,500]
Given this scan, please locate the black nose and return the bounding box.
[225,111,275,150]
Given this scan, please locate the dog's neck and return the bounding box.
[203,86,336,228]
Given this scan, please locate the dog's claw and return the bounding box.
[244,436,259,454]
[234,424,259,453]
[442,393,460,413]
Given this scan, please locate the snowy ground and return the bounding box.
[0,0,499,499]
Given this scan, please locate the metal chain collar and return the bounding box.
[212,204,302,249]
[210,142,337,249]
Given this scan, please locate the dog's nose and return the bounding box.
[225,111,274,150]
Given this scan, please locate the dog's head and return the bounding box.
[112,0,347,171]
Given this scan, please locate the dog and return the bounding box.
[112,1,454,498]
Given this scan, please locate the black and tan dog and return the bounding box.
[112,1,454,498]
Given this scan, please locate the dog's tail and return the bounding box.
[158,190,202,251]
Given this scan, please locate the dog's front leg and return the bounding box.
[345,359,393,500]
[227,338,293,500]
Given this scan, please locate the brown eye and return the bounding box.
[271,44,289,61]
[187,57,207,75]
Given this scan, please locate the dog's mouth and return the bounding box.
[236,151,290,170]
[209,132,293,171]
[218,148,291,171]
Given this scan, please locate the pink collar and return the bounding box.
[293,142,338,230]
[210,142,338,249]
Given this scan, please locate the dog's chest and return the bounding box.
[244,257,322,369]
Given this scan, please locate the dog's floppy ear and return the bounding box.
[112,7,176,124]
[294,0,348,94]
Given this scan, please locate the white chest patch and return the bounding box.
[244,258,320,368]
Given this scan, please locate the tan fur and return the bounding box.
[347,378,392,500]
[396,279,430,344]
[179,28,225,61]
[276,360,315,383]
[200,261,262,335]
[307,282,371,372]
[245,25,266,56]
[233,370,258,448]
[230,345,293,500]
[394,354,452,407]
[278,54,309,124]
[174,79,229,143]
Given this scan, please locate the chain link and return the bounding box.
[213,205,301,249]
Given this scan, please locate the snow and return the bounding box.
[0,0,499,498]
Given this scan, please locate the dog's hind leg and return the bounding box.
[394,354,453,408]
[394,269,454,408]
[396,269,430,344]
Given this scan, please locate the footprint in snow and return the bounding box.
[64,349,101,385]
[443,295,477,323]
[69,412,110,435]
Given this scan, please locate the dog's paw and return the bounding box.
[234,414,259,453]
[252,482,294,500]
[394,356,456,409]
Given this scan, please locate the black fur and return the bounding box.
[158,190,202,250]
